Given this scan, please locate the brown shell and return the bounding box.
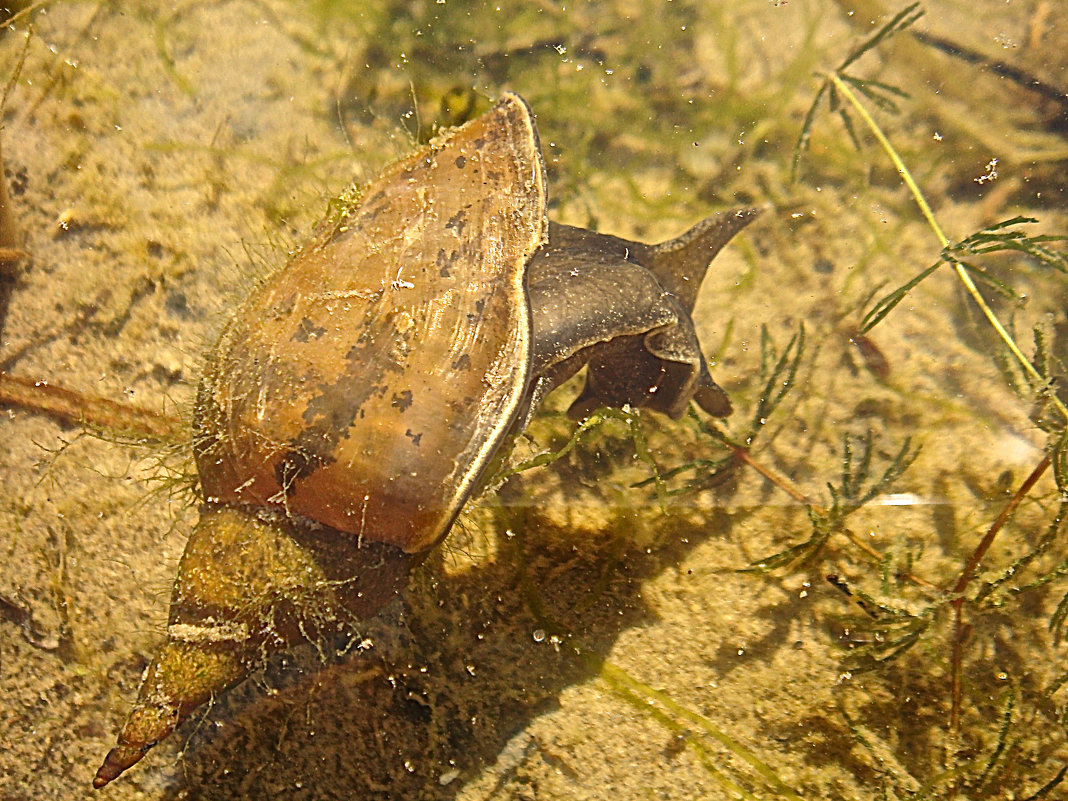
[193,93,546,554]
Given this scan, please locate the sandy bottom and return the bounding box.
[2,2,1068,799]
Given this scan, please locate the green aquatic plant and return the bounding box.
[792,1,924,183]
[638,323,806,496]
[746,430,919,572]
[779,2,1068,797]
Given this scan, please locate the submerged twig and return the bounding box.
[911,29,1068,120]
[0,138,17,256]
[949,454,1051,733]
[1,1,51,31]
[0,372,183,442]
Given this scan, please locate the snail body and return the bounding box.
[94,93,757,787]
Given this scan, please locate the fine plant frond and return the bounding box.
[781,2,1068,793]
[633,444,735,495]
[826,80,864,151]
[838,603,935,672]
[746,431,918,571]
[951,257,1023,302]
[836,106,863,151]
[949,216,1068,272]
[1046,659,1068,705]
[841,74,910,114]
[972,685,1017,793]
[1028,325,1068,492]
[1043,515,1068,644]
[859,261,940,333]
[506,506,804,801]
[837,430,919,513]
[977,499,1068,607]
[746,323,806,447]
[1047,667,1068,699]
[644,324,807,495]
[745,503,835,571]
[497,407,668,504]
[618,408,669,505]
[497,408,620,479]
[1050,591,1068,645]
[861,218,1068,336]
[1032,322,1054,389]
[1020,766,1068,801]
[837,700,924,794]
[1051,429,1068,496]
[836,2,924,74]
[791,80,829,180]
[791,2,923,181]
[1028,322,1067,429]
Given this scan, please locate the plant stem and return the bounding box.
[732,445,937,589]
[0,138,16,252]
[829,73,1064,417]
[0,372,183,442]
[1,1,52,31]
[830,74,947,247]
[948,454,1050,732]
[827,68,1068,744]
[951,454,1051,599]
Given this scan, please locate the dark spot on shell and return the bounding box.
[436,248,452,278]
[292,317,327,343]
[451,353,471,371]
[454,155,466,169]
[281,340,400,486]
[445,209,467,236]
[275,447,333,494]
[165,292,190,319]
[271,293,298,318]
[392,389,414,412]
[474,298,485,314]
[474,137,485,148]
[405,429,422,447]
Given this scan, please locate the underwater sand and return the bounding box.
[2,1,1067,799]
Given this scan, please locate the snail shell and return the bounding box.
[193,93,544,555]
[94,93,757,787]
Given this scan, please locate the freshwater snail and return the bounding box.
[93,92,758,787]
